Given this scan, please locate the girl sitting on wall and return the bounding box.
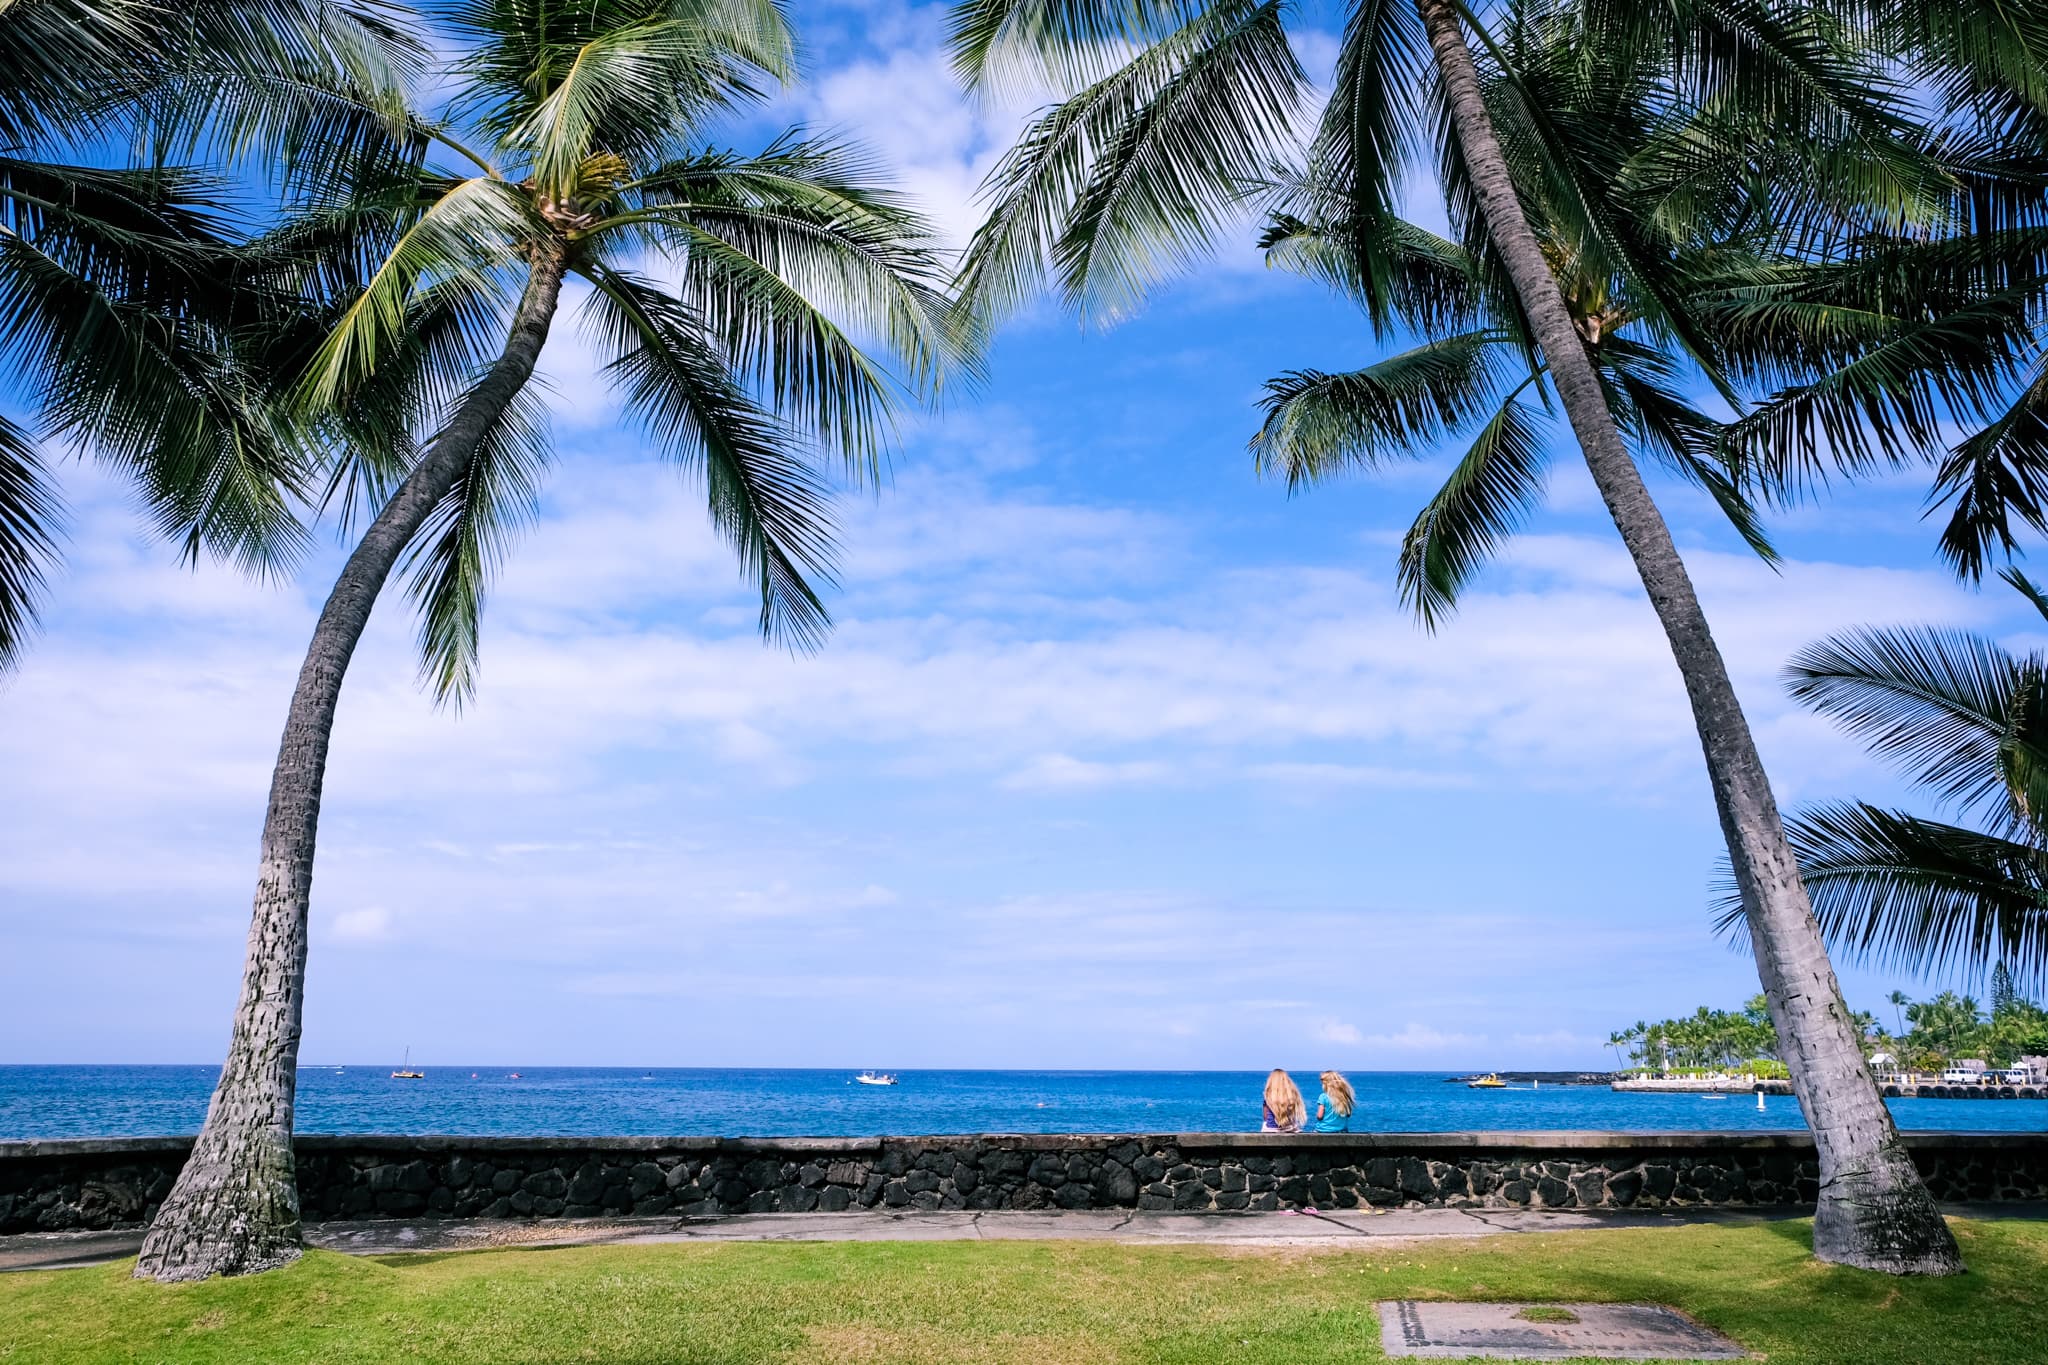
[1314,1070,1356,1132]
[1261,1069,1307,1133]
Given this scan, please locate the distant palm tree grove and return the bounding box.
[1613,976,2048,1075]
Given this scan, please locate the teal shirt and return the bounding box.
[1314,1091,1349,1133]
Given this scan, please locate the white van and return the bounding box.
[1940,1066,1983,1085]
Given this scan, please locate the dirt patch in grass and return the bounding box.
[1513,1305,1580,1324]
[806,1323,1122,1365]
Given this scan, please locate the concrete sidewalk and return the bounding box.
[12,1203,2039,1274]
[0,1205,1809,1273]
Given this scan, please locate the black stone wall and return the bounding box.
[4,1132,2043,1234]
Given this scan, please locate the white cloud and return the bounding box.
[999,753,1173,790]
[1316,1020,1364,1045]
[330,907,392,943]
[1361,1024,1488,1052]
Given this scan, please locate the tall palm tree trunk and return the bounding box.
[134,240,570,1282]
[1413,0,1959,1274]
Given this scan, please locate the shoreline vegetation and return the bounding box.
[1609,987,2048,1087]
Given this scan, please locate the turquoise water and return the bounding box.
[4,1066,2043,1139]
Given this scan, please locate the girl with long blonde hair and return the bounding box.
[1260,1068,1307,1132]
[1314,1070,1356,1132]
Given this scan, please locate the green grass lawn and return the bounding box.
[3,1218,2044,1363]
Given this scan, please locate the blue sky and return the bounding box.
[1,0,2036,1069]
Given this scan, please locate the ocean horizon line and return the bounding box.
[0,1062,1595,1075]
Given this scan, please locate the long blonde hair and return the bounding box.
[1320,1070,1356,1117]
[1264,1068,1306,1128]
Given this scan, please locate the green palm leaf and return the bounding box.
[1258,201,1479,338]
[131,0,426,189]
[581,264,837,649]
[402,385,551,706]
[1931,356,2048,582]
[503,4,791,197]
[0,0,137,146]
[950,0,1197,93]
[1783,622,2048,822]
[1295,0,1430,320]
[1053,0,1302,319]
[1251,331,1510,487]
[0,218,310,576]
[627,138,965,466]
[1398,388,1548,627]
[955,0,1302,325]
[1716,802,2048,991]
[450,0,792,167]
[0,414,60,670]
[299,175,537,408]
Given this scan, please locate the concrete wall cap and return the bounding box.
[3,1130,2043,1162]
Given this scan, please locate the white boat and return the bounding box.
[854,1071,898,1086]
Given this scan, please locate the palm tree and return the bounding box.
[1889,990,1911,1037]
[0,0,415,664]
[134,0,969,1282]
[948,0,1957,1271]
[1727,572,2048,1004]
[1711,2,2048,582]
[1906,993,1985,1059]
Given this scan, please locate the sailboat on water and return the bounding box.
[391,1047,424,1080]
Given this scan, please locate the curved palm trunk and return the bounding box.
[134,241,570,1282]
[1414,0,1959,1274]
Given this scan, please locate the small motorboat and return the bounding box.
[1467,1073,1507,1089]
[390,1047,424,1080]
[854,1071,899,1086]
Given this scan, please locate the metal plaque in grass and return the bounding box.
[1377,1301,1747,1360]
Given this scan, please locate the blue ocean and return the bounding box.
[4,1067,2044,1140]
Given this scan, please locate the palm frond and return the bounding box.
[1300,0,1430,268]
[0,0,134,147]
[1251,331,1511,488]
[1601,349,1777,564]
[1717,281,2037,500]
[954,0,1303,325]
[949,0,1197,94]
[580,264,837,649]
[625,137,968,468]
[1783,622,2040,819]
[1398,388,1548,627]
[298,175,535,408]
[451,0,792,162]
[0,414,62,671]
[2001,565,2048,627]
[503,6,790,197]
[1931,354,2048,581]
[1716,801,2048,993]
[401,383,551,706]
[0,222,311,576]
[131,0,428,194]
[1054,0,1302,319]
[1258,200,1478,337]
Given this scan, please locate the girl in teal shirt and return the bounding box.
[1314,1070,1356,1132]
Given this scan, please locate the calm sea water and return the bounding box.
[4,1066,2044,1140]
